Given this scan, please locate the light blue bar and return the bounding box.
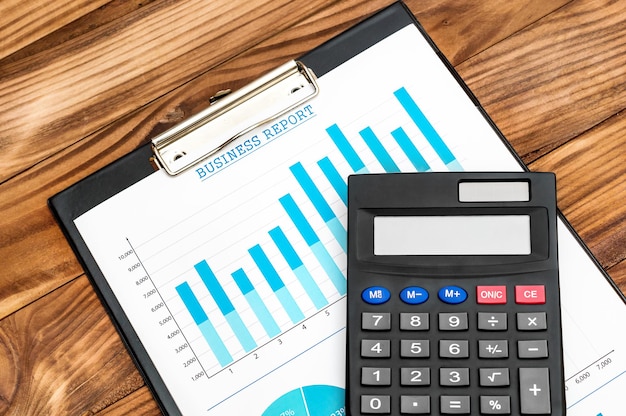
[359,127,400,172]
[194,260,234,315]
[317,157,347,205]
[249,244,305,324]
[446,159,464,171]
[394,87,461,169]
[326,124,368,173]
[199,320,233,366]
[269,227,328,309]
[289,162,346,251]
[311,240,346,295]
[225,311,256,352]
[391,127,431,172]
[232,268,281,338]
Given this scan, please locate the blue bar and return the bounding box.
[269,227,328,309]
[391,127,431,172]
[249,244,305,324]
[326,124,368,174]
[394,87,462,170]
[317,157,347,205]
[289,162,347,252]
[175,282,232,366]
[359,127,400,172]
[232,269,281,338]
[279,194,347,296]
[194,260,256,352]
[194,260,234,315]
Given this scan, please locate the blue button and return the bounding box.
[438,286,468,304]
[400,286,429,305]
[362,286,391,305]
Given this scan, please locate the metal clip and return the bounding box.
[151,60,318,176]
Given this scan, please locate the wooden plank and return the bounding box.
[0,0,110,61]
[0,277,145,415]
[529,111,626,270]
[609,259,626,295]
[96,387,161,415]
[457,0,626,163]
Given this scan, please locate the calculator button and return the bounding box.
[439,368,470,386]
[361,367,391,385]
[519,368,551,414]
[400,312,429,330]
[438,286,468,304]
[439,312,468,330]
[518,340,548,358]
[476,285,507,304]
[362,312,391,330]
[361,340,391,358]
[477,312,507,331]
[400,340,430,358]
[439,340,469,358]
[440,396,470,414]
[400,286,429,305]
[479,368,510,386]
[517,312,547,330]
[400,396,430,414]
[362,286,391,305]
[515,285,546,304]
[361,395,391,414]
[480,396,511,414]
[478,340,508,358]
[401,367,430,385]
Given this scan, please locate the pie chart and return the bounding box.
[262,385,345,416]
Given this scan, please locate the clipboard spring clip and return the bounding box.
[151,61,319,176]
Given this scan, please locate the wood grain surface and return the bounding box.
[0,0,624,414]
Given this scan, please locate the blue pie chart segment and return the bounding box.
[262,385,345,416]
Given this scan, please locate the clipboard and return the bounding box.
[49,2,626,415]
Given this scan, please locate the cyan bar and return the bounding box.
[194,260,234,315]
[394,87,460,168]
[225,311,256,352]
[199,320,233,366]
[279,194,319,246]
[276,286,305,324]
[269,226,328,309]
[359,127,400,172]
[326,124,368,173]
[176,282,208,325]
[311,240,346,295]
[232,268,281,338]
[390,127,431,172]
[317,157,347,205]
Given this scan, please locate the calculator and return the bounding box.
[346,172,565,415]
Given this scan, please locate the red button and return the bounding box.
[476,285,507,304]
[515,285,546,304]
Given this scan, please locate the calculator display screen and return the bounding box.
[374,215,531,256]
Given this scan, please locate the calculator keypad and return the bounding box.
[358,284,552,414]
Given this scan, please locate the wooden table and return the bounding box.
[1,0,624,414]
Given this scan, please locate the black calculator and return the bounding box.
[346,172,565,415]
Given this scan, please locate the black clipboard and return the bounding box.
[49,2,625,415]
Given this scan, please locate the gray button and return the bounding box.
[362,312,391,330]
[401,367,430,386]
[440,368,469,386]
[439,312,468,330]
[480,396,511,414]
[400,312,429,330]
[440,340,469,358]
[361,395,390,414]
[440,396,470,414]
[478,340,508,358]
[479,368,510,386]
[519,368,551,414]
[517,312,547,331]
[361,339,390,358]
[401,339,430,358]
[478,312,507,330]
[518,340,548,358]
[361,367,391,385]
[401,396,430,414]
